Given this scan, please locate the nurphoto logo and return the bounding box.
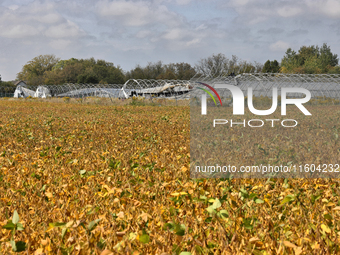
[198,82,312,128]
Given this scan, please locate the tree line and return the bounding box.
[0,75,16,93]
[16,56,126,85]
[13,53,261,86]
[264,43,339,74]
[2,43,340,87]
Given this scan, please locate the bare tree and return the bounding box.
[194,53,262,79]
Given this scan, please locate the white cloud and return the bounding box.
[186,38,201,46]
[227,0,340,24]
[0,2,84,40]
[175,0,192,5]
[35,13,63,24]
[45,20,85,38]
[96,0,180,27]
[135,30,151,38]
[8,5,19,11]
[269,41,290,51]
[160,25,211,51]
[0,24,39,38]
[229,0,252,7]
[277,6,302,17]
[306,0,340,18]
[163,28,183,40]
[24,1,55,14]
[195,24,207,31]
[96,1,152,26]
[49,39,72,50]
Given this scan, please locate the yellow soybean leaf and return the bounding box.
[45,192,53,198]
[171,193,180,196]
[321,224,331,233]
[181,166,188,172]
[34,248,44,255]
[283,241,297,248]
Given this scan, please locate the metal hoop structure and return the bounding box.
[121,79,192,99]
[8,73,340,104]
[190,73,340,100]
[13,83,125,98]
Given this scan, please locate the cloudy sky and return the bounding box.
[1,0,340,80]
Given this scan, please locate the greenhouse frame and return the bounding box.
[1,73,340,101]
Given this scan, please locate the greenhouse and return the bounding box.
[9,79,193,99]
[13,85,35,98]
[3,73,340,101]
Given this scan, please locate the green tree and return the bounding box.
[17,55,60,85]
[0,75,17,96]
[280,43,339,74]
[262,60,271,73]
[319,43,338,72]
[77,67,99,84]
[32,57,125,85]
[281,48,300,73]
[303,55,322,74]
[157,62,196,80]
[144,61,164,79]
[125,65,147,80]
[157,66,176,80]
[272,60,280,72]
[262,60,280,73]
[44,61,84,84]
[171,62,196,80]
[125,62,196,80]
[17,56,126,85]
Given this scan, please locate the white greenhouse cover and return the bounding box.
[14,86,36,98]
[34,86,51,98]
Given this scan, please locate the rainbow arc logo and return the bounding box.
[197,82,222,106]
